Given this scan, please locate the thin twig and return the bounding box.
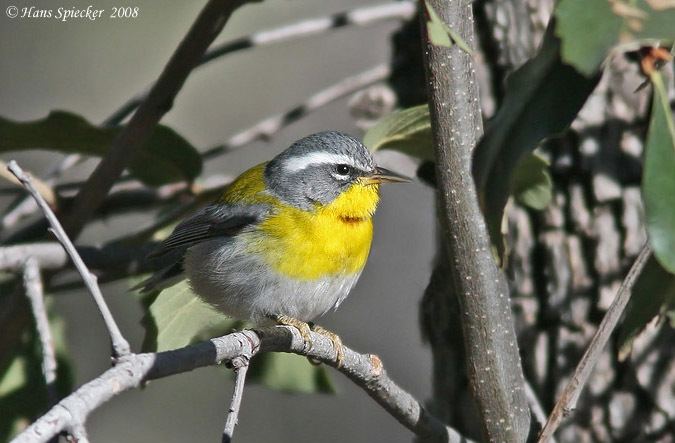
[7,161,131,358]
[22,257,58,406]
[222,360,250,443]
[0,160,57,208]
[524,381,554,442]
[537,245,652,442]
[62,0,253,239]
[11,326,473,443]
[70,424,89,443]
[202,64,391,159]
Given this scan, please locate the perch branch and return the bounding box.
[420,0,530,441]
[222,358,251,443]
[22,257,58,406]
[537,245,652,442]
[202,64,391,160]
[62,0,254,239]
[7,161,131,358]
[11,326,472,443]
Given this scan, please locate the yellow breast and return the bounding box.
[221,162,379,280]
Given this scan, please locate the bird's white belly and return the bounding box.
[184,238,360,323]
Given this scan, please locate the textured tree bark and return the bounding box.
[394,0,675,441]
[419,1,530,441]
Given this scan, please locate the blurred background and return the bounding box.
[4,1,675,442]
[1,1,436,442]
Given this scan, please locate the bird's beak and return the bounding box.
[362,166,412,185]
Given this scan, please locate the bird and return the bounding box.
[140,131,409,366]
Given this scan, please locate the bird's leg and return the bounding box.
[271,314,313,350]
[309,323,345,368]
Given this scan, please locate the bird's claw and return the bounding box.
[270,315,345,367]
[272,314,313,350]
[310,324,345,368]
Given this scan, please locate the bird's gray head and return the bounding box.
[265,131,377,210]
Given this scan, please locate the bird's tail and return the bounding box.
[132,262,185,294]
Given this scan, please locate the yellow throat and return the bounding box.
[221,163,379,281]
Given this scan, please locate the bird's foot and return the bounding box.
[271,314,313,350]
[309,323,345,368]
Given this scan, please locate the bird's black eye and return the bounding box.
[335,164,351,175]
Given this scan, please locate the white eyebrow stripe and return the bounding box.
[283,152,361,172]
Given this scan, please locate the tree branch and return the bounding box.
[222,357,251,443]
[420,0,530,441]
[0,160,57,209]
[62,0,255,239]
[22,257,58,406]
[11,326,473,443]
[537,244,652,442]
[8,161,131,358]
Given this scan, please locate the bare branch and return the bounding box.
[62,0,255,239]
[12,326,473,443]
[524,381,553,442]
[69,425,89,443]
[7,161,131,358]
[202,64,391,160]
[1,243,69,271]
[222,358,251,443]
[22,257,58,406]
[537,245,652,442]
[0,160,56,230]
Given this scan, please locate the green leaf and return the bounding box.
[472,25,600,262]
[139,281,335,394]
[617,256,675,359]
[555,0,675,76]
[141,281,237,352]
[424,1,472,53]
[0,110,202,186]
[512,153,553,210]
[0,312,73,441]
[249,352,335,394]
[363,104,433,161]
[643,71,675,273]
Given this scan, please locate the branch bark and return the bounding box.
[62,0,255,239]
[8,161,131,358]
[22,257,58,406]
[537,245,652,442]
[420,1,530,441]
[11,326,473,443]
[222,358,250,442]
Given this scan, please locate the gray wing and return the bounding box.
[148,203,268,260]
[136,203,268,293]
